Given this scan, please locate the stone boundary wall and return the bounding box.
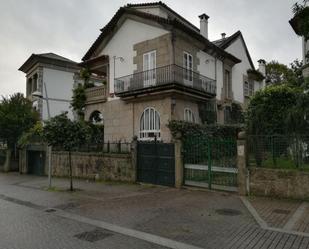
[51,151,135,182]
[249,167,309,199]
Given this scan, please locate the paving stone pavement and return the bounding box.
[0,173,309,249]
[248,196,309,234]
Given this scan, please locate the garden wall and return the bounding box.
[249,167,309,199]
[51,151,135,182]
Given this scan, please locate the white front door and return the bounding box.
[143,50,156,87]
[183,52,193,86]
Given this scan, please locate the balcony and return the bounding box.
[85,85,107,105]
[114,64,216,99]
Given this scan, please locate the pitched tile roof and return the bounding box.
[19,53,79,73]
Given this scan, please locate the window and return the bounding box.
[89,111,103,125]
[143,50,156,87]
[183,52,193,84]
[140,107,160,140]
[244,81,254,97]
[224,70,232,99]
[184,108,195,123]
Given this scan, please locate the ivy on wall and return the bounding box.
[198,101,217,124]
[167,120,243,140]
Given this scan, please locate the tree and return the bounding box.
[71,83,86,121]
[265,61,297,86]
[18,121,44,148]
[246,85,300,135]
[0,93,39,150]
[43,113,89,191]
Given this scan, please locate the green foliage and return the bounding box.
[198,101,217,124]
[265,61,297,86]
[18,122,44,148]
[43,113,89,150]
[285,92,309,135]
[246,85,305,135]
[230,103,244,124]
[0,93,39,149]
[292,1,309,40]
[247,69,265,82]
[80,68,90,84]
[71,83,86,121]
[167,120,242,140]
[86,123,104,144]
[43,113,90,191]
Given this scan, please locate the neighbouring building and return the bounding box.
[80,2,262,142]
[212,31,263,121]
[289,4,309,78]
[19,53,80,120]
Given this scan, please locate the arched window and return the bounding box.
[140,107,160,140]
[89,111,104,125]
[184,108,195,123]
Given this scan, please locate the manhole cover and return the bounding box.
[272,209,291,215]
[215,208,242,216]
[74,229,113,242]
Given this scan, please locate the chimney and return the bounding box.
[258,59,266,76]
[199,13,209,39]
[221,33,226,39]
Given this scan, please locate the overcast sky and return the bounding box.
[0,0,302,96]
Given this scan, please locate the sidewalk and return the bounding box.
[1,173,309,249]
[246,196,309,234]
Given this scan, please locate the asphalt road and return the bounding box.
[0,197,167,249]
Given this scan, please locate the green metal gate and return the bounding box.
[27,150,45,176]
[137,141,175,187]
[183,136,238,192]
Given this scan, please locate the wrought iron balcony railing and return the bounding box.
[114,64,216,96]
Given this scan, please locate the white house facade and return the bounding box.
[19,53,79,120]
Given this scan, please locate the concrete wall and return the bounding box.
[42,67,75,120]
[51,151,134,182]
[249,167,309,200]
[98,18,169,95]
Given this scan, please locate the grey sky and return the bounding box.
[0,0,302,96]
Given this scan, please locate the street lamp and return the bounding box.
[32,82,70,189]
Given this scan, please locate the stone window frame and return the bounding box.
[143,50,157,86]
[243,75,254,98]
[224,69,232,99]
[139,107,161,140]
[184,107,195,123]
[183,51,193,83]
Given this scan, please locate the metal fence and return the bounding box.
[52,142,131,154]
[183,136,238,190]
[114,64,216,95]
[247,135,309,169]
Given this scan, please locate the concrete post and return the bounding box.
[131,136,138,182]
[237,131,248,195]
[3,149,11,172]
[174,139,183,189]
